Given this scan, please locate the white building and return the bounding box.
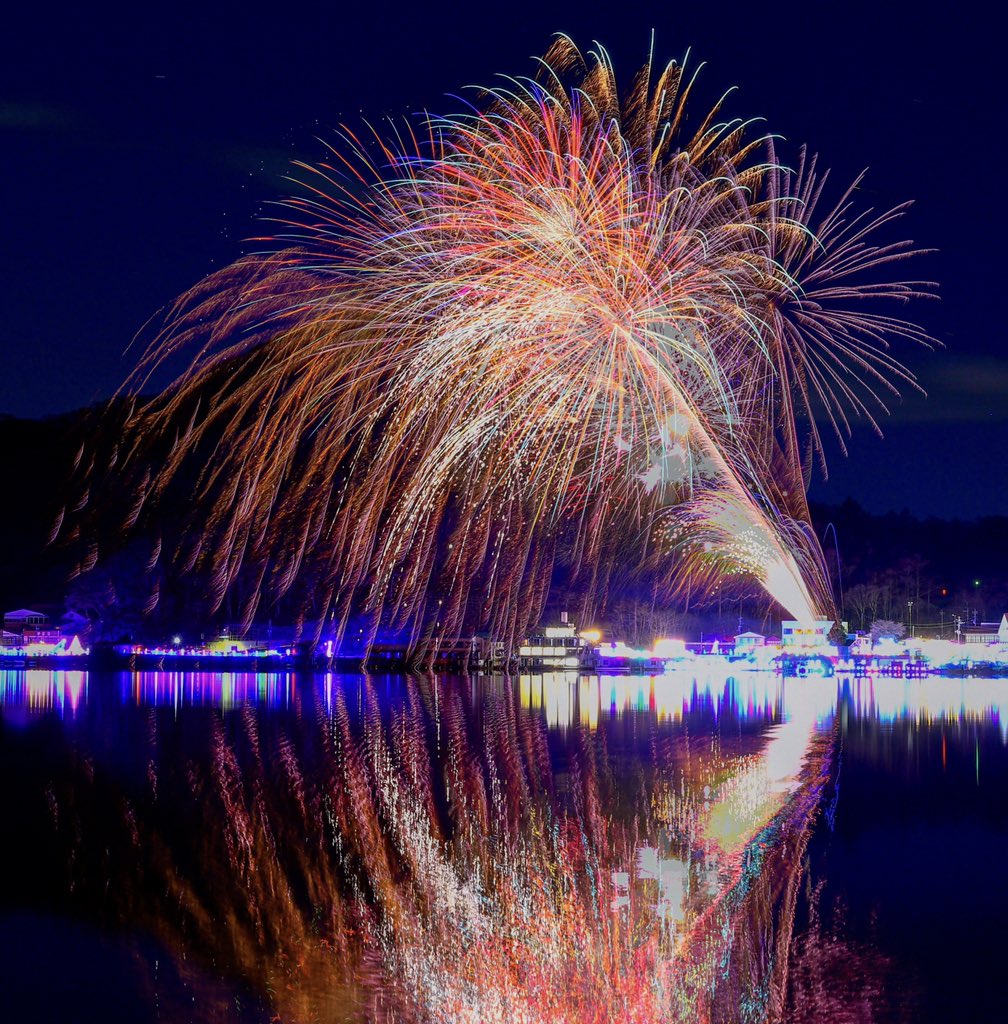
[964,614,1008,645]
[519,615,589,670]
[781,620,835,650]
[733,631,765,651]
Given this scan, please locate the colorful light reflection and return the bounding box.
[0,670,293,716]
[0,670,87,715]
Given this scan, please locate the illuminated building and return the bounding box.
[0,608,87,658]
[518,613,593,670]
[781,620,835,650]
[2,608,60,645]
[733,631,766,652]
[963,614,1008,645]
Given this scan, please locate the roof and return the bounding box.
[735,631,765,640]
[3,609,47,619]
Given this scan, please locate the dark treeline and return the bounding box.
[0,411,90,616]
[1,407,1004,642]
[809,499,1007,637]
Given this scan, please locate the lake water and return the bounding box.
[1,668,1006,1023]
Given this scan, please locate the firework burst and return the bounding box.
[74,37,932,648]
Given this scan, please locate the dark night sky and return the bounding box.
[1,1,1004,518]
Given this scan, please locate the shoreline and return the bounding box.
[3,651,1008,677]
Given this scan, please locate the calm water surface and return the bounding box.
[0,669,1005,1023]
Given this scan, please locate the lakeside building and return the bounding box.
[2,608,63,646]
[596,642,663,674]
[733,631,766,651]
[3,609,48,631]
[1,607,86,658]
[3,608,60,646]
[963,614,1008,645]
[781,620,835,650]
[518,613,594,671]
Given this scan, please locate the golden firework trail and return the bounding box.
[73,37,933,647]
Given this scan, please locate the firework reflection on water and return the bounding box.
[3,671,837,1022]
[327,672,836,1023]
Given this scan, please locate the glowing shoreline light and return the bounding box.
[0,636,87,658]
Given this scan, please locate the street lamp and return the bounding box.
[907,600,914,639]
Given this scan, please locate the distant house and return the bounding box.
[3,609,62,645]
[733,631,765,651]
[518,612,596,670]
[3,609,48,633]
[2,608,83,649]
[0,607,87,656]
[964,614,1008,645]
